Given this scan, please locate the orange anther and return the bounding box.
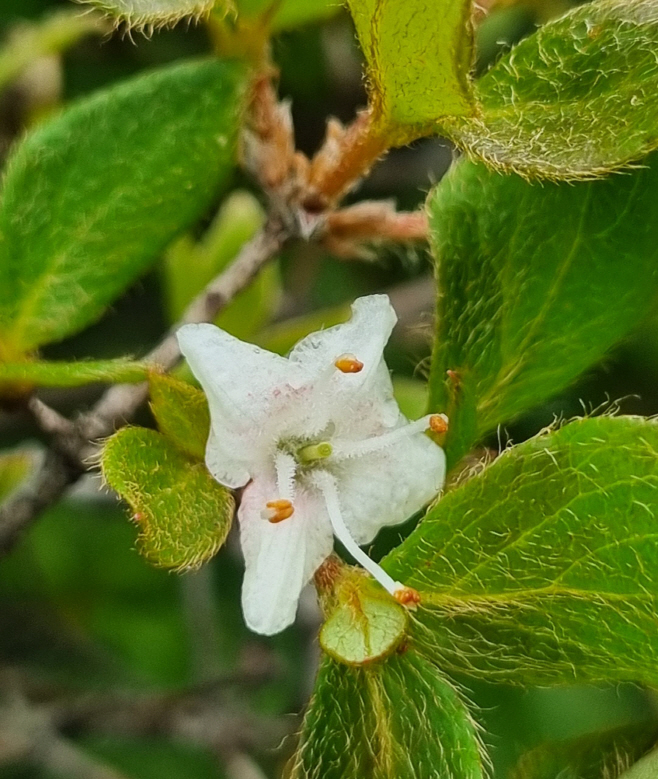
[335,354,364,373]
[394,587,421,608]
[429,414,449,434]
[264,499,294,523]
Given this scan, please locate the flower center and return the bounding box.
[297,441,333,464]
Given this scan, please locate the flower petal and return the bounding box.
[177,323,294,488]
[289,294,397,387]
[329,360,403,440]
[335,433,445,545]
[238,474,334,635]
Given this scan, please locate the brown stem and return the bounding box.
[305,110,390,210]
[328,205,428,243]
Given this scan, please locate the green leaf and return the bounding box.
[163,191,264,323]
[510,723,658,779]
[319,570,408,666]
[215,262,281,342]
[0,10,105,95]
[427,157,658,467]
[392,377,428,422]
[162,190,280,342]
[290,651,484,779]
[346,0,475,131]
[0,448,38,503]
[80,0,231,29]
[149,373,210,461]
[235,0,340,31]
[0,58,246,359]
[445,0,658,179]
[0,359,149,389]
[101,427,234,571]
[385,416,658,687]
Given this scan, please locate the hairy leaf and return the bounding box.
[618,749,658,779]
[428,158,658,467]
[385,417,658,686]
[510,723,658,779]
[290,651,484,779]
[0,58,245,359]
[0,359,149,389]
[101,427,233,571]
[445,0,658,178]
[79,0,230,29]
[346,0,475,130]
[149,373,210,461]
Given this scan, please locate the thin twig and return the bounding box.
[0,448,80,555]
[81,218,287,440]
[0,217,289,555]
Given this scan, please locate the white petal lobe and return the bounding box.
[177,323,292,486]
[238,476,333,635]
[289,294,397,385]
[336,434,446,545]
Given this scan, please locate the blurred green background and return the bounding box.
[1,1,658,776]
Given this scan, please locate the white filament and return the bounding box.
[331,415,435,461]
[275,450,297,501]
[313,469,402,596]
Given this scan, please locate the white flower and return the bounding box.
[177,295,446,635]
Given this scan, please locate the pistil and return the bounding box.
[297,441,333,464]
[313,469,414,602]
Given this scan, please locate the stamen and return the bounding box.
[261,451,298,522]
[332,414,443,460]
[261,499,295,523]
[394,587,422,608]
[275,450,297,501]
[297,441,333,464]
[335,354,364,373]
[429,414,449,434]
[313,470,402,596]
